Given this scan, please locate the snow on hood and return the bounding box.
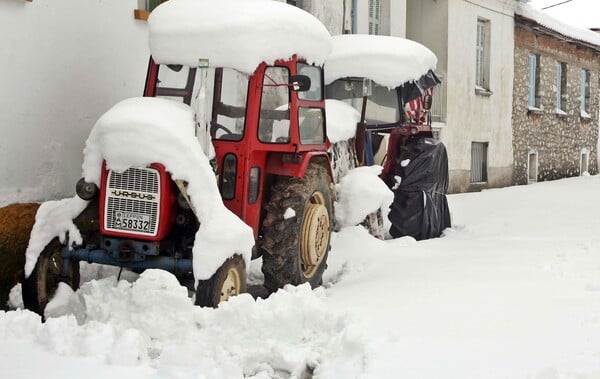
[517,3,600,47]
[148,0,332,74]
[82,97,254,280]
[324,34,438,88]
[325,99,360,143]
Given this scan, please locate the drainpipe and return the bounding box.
[352,0,357,34]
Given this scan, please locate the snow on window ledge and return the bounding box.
[580,110,592,119]
[475,86,493,96]
[528,106,544,115]
[554,109,568,117]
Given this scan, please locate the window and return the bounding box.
[259,66,291,143]
[297,63,323,101]
[581,69,591,116]
[286,0,303,7]
[299,108,325,144]
[475,18,490,90]
[369,0,381,35]
[528,151,538,183]
[134,0,168,21]
[556,62,567,113]
[581,149,590,175]
[212,69,250,141]
[470,142,488,183]
[528,53,541,109]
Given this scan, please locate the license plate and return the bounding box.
[114,211,151,232]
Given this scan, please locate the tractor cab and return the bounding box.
[143,56,329,237]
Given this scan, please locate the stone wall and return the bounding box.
[512,21,600,185]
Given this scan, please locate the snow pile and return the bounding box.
[2,270,369,377]
[148,0,332,74]
[24,197,88,277]
[517,3,600,47]
[83,97,254,280]
[325,34,438,88]
[334,166,393,228]
[325,99,360,143]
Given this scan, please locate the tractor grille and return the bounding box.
[104,167,161,236]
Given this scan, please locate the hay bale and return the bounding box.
[0,203,40,310]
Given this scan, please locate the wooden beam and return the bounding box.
[134,9,151,21]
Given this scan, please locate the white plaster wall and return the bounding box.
[0,0,148,206]
[444,0,516,173]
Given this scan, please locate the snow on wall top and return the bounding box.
[516,3,600,47]
[148,0,332,74]
[82,97,255,280]
[324,34,438,88]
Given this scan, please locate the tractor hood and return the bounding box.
[324,34,438,89]
[148,0,332,74]
[82,97,255,280]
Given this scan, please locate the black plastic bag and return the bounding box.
[388,137,451,240]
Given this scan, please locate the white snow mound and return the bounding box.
[24,197,88,277]
[335,166,393,228]
[82,97,254,280]
[325,99,360,143]
[325,34,438,88]
[148,0,332,74]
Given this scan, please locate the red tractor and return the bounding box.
[23,0,334,315]
[325,34,451,240]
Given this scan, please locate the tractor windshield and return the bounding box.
[325,79,401,125]
[152,64,249,143]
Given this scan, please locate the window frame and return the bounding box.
[556,61,567,113]
[580,69,591,116]
[368,0,382,35]
[475,18,491,91]
[528,150,538,183]
[258,66,292,144]
[470,141,489,184]
[528,53,541,110]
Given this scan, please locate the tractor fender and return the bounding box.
[266,151,333,181]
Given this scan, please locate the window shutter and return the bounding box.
[528,54,536,108]
[556,62,561,109]
[580,69,586,112]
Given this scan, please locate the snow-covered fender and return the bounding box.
[266,151,333,181]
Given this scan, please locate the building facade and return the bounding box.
[406,0,517,193]
[512,9,600,184]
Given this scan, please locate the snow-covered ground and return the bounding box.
[3,175,600,378]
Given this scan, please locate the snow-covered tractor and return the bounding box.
[325,35,451,240]
[22,0,334,315]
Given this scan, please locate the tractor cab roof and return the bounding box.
[148,0,332,74]
[324,34,438,89]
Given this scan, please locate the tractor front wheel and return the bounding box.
[195,255,247,307]
[22,238,80,317]
[261,163,333,290]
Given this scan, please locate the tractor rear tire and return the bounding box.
[195,255,246,308]
[22,238,80,317]
[261,163,333,291]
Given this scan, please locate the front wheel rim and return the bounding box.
[220,267,241,302]
[301,191,330,278]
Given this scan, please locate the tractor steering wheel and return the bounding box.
[210,121,235,138]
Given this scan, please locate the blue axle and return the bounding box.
[61,247,193,273]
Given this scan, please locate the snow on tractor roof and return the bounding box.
[82,97,255,281]
[148,0,332,74]
[324,34,438,88]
